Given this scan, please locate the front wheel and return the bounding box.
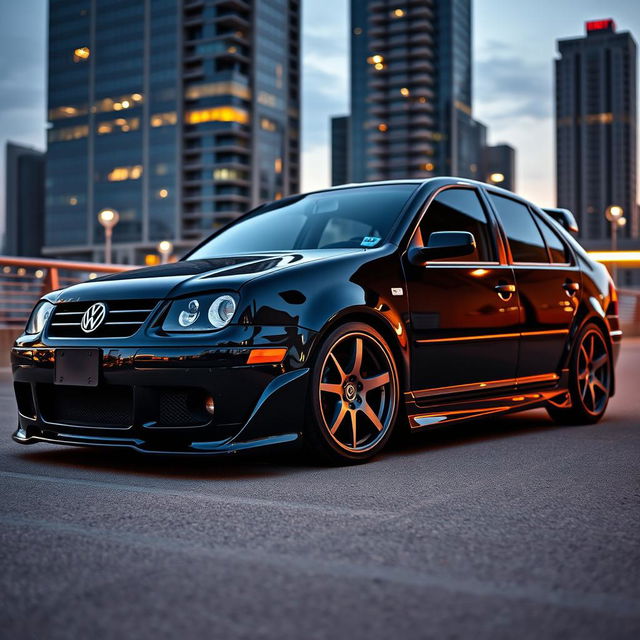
[546,323,612,425]
[305,322,400,464]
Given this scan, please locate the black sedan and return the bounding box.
[11,178,621,463]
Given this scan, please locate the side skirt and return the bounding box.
[405,370,569,431]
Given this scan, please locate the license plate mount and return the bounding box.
[54,349,100,387]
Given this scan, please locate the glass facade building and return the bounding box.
[45,0,300,262]
[348,0,483,182]
[556,20,637,243]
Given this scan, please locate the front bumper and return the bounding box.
[11,327,314,454]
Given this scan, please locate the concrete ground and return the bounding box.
[0,341,639,639]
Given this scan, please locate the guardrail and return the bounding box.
[0,256,134,328]
[1,254,639,334]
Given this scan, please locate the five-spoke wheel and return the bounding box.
[306,322,399,463]
[547,323,612,425]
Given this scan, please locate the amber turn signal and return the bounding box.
[247,348,287,364]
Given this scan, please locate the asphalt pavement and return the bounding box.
[0,340,639,640]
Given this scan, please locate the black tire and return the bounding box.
[546,323,612,425]
[304,322,400,464]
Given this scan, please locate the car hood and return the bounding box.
[49,250,365,303]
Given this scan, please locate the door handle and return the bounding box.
[563,281,580,296]
[494,283,516,301]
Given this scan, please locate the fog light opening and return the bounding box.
[205,396,215,416]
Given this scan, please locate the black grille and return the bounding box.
[48,299,158,338]
[156,390,210,427]
[37,384,133,428]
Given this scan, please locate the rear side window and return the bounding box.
[536,216,571,263]
[420,188,495,262]
[489,194,549,263]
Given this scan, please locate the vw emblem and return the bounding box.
[81,302,108,334]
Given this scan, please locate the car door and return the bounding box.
[403,186,520,399]
[486,192,580,383]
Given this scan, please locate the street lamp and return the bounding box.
[604,205,624,284]
[97,208,120,264]
[157,240,174,264]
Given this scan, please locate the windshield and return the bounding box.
[187,184,418,259]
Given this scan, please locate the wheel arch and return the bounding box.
[307,307,410,393]
[570,310,616,397]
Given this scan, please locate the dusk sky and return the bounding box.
[1,0,639,235]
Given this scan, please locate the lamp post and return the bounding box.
[604,205,624,284]
[157,240,174,264]
[97,208,120,264]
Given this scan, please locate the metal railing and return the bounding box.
[1,254,640,334]
[0,256,134,328]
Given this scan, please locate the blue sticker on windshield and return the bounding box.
[361,236,381,248]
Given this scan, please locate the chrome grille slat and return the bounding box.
[48,299,158,338]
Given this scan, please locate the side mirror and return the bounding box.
[542,207,579,234]
[408,231,476,266]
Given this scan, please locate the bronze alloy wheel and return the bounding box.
[306,323,399,462]
[547,324,612,425]
[576,327,611,416]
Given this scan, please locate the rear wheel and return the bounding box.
[305,322,399,464]
[546,323,612,425]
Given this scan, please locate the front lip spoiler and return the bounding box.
[12,429,300,455]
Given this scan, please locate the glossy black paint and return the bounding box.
[11,178,621,455]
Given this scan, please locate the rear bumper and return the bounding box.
[11,328,313,454]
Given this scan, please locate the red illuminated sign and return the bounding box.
[586,19,616,33]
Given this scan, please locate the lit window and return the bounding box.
[260,117,277,131]
[107,165,143,182]
[374,63,384,71]
[378,123,388,132]
[393,9,405,17]
[73,46,90,62]
[185,106,249,125]
[158,189,169,198]
[69,196,78,206]
[95,93,144,113]
[423,162,435,171]
[185,81,251,101]
[213,168,247,181]
[274,158,282,173]
[96,117,139,135]
[150,112,177,127]
[258,91,277,107]
[489,172,505,183]
[48,124,89,142]
[400,87,410,97]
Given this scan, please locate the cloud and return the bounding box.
[475,45,552,121]
[300,0,349,188]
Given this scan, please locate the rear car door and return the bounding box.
[404,186,520,397]
[486,192,580,383]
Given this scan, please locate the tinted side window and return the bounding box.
[489,194,549,263]
[420,188,494,262]
[536,216,571,263]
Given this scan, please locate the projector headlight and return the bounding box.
[25,301,54,335]
[207,295,236,329]
[163,294,237,332]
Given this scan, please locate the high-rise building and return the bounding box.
[45,0,300,263]
[482,144,516,192]
[348,0,483,183]
[4,142,45,257]
[555,19,637,243]
[331,115,351,185]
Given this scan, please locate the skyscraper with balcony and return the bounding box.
[45,0,299,263]
[555,19,637,243]
[349,0,481,183]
